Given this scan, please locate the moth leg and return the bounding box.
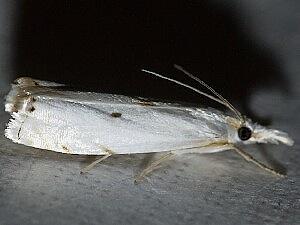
[134,152,174,184]
[80,149,113,174]
[232,146,285,177]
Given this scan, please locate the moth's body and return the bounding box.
[5,78,235,155]
[4,74,293,179]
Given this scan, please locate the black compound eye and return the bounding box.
[238,126,252,141]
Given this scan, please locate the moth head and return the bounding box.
[228,117,294,146]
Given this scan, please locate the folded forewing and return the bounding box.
[5,77,230,155]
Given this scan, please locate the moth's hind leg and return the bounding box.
[134,152,174,184]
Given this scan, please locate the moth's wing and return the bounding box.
[5,77,186,112]
[5,77,230,155]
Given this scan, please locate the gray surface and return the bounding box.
[0,1,300,225]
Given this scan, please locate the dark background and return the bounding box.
[0,1,299,225]
[14,0,289,122]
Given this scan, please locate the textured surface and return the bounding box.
[0,1,300,225]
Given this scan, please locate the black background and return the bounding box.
[15,0,289,122]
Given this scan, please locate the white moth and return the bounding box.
[4,65,294,181]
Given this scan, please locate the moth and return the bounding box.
[4,65,294,182]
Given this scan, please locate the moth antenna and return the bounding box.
[174,64,243,121]
[141,69,230,108]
